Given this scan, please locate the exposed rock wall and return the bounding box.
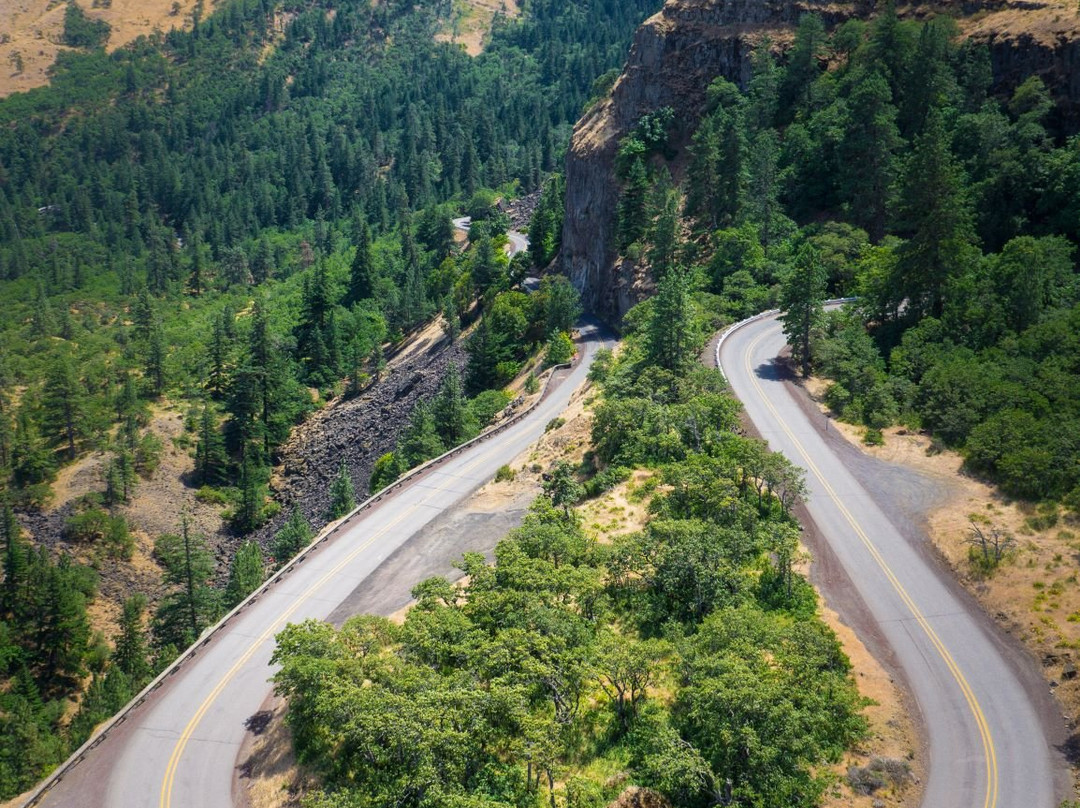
[563,0,1080,325]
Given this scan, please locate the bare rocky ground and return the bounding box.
[504,189,542,231]
[252,320,466,552]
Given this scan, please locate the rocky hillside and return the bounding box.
[563,0,1080,324]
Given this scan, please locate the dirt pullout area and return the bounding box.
[434,0,520,56]
[803,374,1080,780]
[0,0,210,99]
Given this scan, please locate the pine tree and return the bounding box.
[646,269,695,371]
[778,14,827,119]
[35,552,93,693]
[894,108,977,319]
[104,450,136,505]
[41,354,85,460]
[617,158,650,251]
[132,287,154,342]
[250,237,275,285]
[647,181,680,280]
[0,504,29,626]
[195,404,228,486]
[347,222,376,305]
[225,541,265,608]
[432,364,472,447]
[30,278,53,338]
[840,69,900,242]
[272,507,313,567]
[326,461,356,520]
[208,311,231,399]
[779,244,827,377]
[10,410,55,490]
[153,517,221,650]
[398,403,446,467]
[112,594,150,685]
[145,320,167,397]
[232,459,267,535]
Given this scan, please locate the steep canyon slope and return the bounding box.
[563,0,1080,323]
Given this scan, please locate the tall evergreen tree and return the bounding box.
[646,269,695,371]
[779,244,828,377]
[272,507,314,567]
[153,518,221,650]
[840,70,900,242]
[432,364,472,447]
[894,109,977,319]
[225,541,265,608]
[617,158,650,251]
[195,404,228,486]
[145,320,168,397]
[327,461,357,520]
[347,222,376,305]
[41,354,85,460]
[112,594,150,685]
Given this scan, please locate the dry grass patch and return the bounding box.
[434,0,520,56]
[236,697,315,808]
[579,470,655,544]
[0,0,212,98]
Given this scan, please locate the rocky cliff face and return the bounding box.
[563,0,1080,325]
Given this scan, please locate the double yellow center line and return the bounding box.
[740,328,998,808]
[160,445,503,808]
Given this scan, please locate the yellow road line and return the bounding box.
[160,442,505,808]
[740,328,998,808]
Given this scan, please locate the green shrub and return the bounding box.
[195,486,230,506]
[863,428,884,446]
[494,465,516,483]
[64,508,110,542]
[468,389,512,427]
[135,433,163,477]
[370,452,402,493]
[546,331,575,366]
[545,417,565,432]
[587,348,614,384]
[584,465,631,498]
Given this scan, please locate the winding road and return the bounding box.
[29,318,610,808]
[717,311,1068,808]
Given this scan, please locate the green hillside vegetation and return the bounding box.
[0,0,660,798]
[272,291,867,808]
[612,3,1080,506]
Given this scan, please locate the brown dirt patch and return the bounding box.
[236,697,314,808]
[579,470,654,545]
[0,0,213,99]
[434,0,520,56]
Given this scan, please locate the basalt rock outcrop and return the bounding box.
[563,0,1080,325]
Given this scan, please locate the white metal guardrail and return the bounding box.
[713,299,857,378]
[21,355,577,808]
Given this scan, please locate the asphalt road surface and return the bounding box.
[718,312,1066,808]
[33,322,610,808]
[451,216,529,257]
